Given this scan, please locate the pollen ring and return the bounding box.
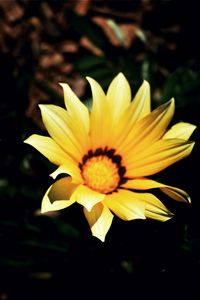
[79,148,127,194]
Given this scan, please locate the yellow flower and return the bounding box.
[24,73,196,242]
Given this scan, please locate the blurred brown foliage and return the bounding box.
[0,0,188,126]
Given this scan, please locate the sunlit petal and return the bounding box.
[86,76,110,148]
[41,177,78,213]
[39,104,84,161]
[126,139,194,177]
[144,195,174,221]
[59,83,89,134]
[163,122,196,140]
[106,73,131,121]
[118,98,175,156]
[24,134,73,166]
[130,80,151,121]
[105,189,173,222]
[122,178,190,203]
[108,80,151,148]
[104,189,146,221]
[50,164,83,184]
[84,202,113,242]
[71,184,105,212]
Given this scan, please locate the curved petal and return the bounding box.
[104,189,146,221]
[50,164,83,184]
[106,73,131,121]
[71,184,105,212]
[24,134,75,166]
[41,177,79,213]
[162,122,196,140]
[104,189,173,222]
[122,178,191,203]
[86,76,106,110]
[118,98,175,156]
[130,80,151,121]
[107,80,151,149]
[59,83,89,134]
[39,104,85,161]
[143,194,174,221]
[126,139,195,177]
[86,76,110,148]
[84,202,113,242]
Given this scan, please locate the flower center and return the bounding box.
[82,156,120,193]
[80,148,126,194]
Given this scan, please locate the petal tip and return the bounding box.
[23,134,34,145]
[49,171,57,179]
[85,76,96,86]
[117,72,126,80]
[86,76,92,81]
[41,206,49,214]
[38,104,46,112]
[23,138,29,144]
[188,141,195,150]
[143,79,150,85]
[59,82,71,92]
[188,197,191,204]
[140,79,150,93]
[59,82,67,88]
[92,233,105,242]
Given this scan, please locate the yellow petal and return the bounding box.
[39,104,84,161]
[41,177,78,213]
[143,195,174,221]
[104,189,146,221]
[122,178,190,203]
[86,76,110,148]
[119,98,175,156]
[86,76,106,109]
[84,202,113,242]
[50,164,83,184]
[126,139,195,177]
[107,80,151,149]
[106,73,131,121]
[163,122,196,140]
[71,185,105,212]
[59,82,89,134]
[24,134,74,166]
[105,189,173,222]
[130,80,151,121]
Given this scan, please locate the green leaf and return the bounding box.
[162,59,200,107]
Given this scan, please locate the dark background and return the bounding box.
[0,0,200,299]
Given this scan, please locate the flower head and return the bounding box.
[24,73,196,242]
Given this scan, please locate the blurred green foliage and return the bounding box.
[0,0,200,299]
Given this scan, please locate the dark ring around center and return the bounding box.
[79,148,128,186]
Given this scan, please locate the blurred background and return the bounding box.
[0,0,200,299]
